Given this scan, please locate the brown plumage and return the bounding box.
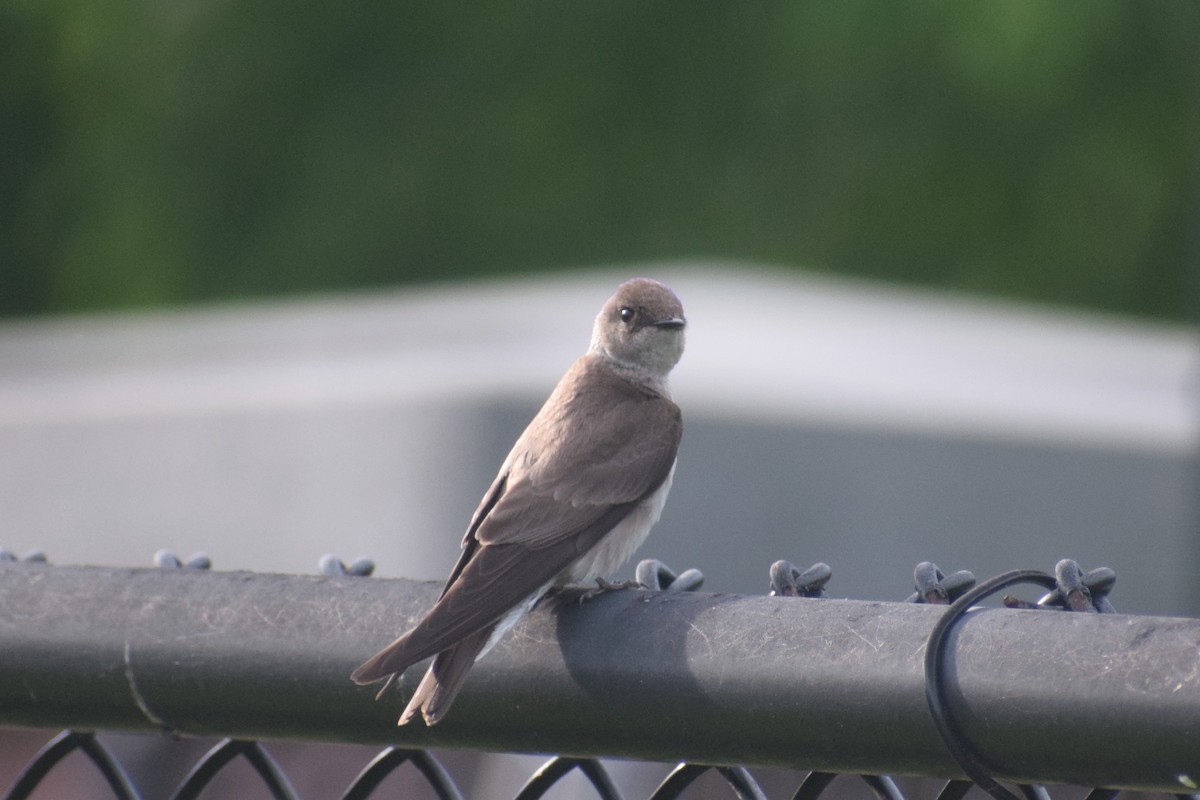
[351,278,686,725]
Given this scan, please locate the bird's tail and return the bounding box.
[398,624,495,726]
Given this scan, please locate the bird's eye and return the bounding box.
[618,307,635,324]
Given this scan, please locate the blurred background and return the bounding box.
[3,2,1197,320]
[2,0,1198,606]
[2,1,1199,795]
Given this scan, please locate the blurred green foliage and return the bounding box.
[2,1,1197,318]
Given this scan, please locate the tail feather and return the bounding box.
[398,624,495,726]
[351,633,414,686]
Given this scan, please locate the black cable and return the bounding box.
[924,568,1059,800]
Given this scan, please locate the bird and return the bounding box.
[351,277,686,726]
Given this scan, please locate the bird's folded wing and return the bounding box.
[352,373,682,684]
[478,385,682,547]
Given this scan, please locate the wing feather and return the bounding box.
[477,358,682,548]
[350,504,632,683]
[351,355,682,686]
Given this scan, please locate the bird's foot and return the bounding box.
[596,576,644,592]
[575,577,645,603]
[547,577,646,605]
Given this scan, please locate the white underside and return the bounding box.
[477,460,677,662]
[480,582,550,660]
[558,460,676,585]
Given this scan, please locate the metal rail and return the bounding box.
[0,563,1196,792]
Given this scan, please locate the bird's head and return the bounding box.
[590,278,686,379]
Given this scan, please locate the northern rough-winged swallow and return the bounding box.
[351,277,686,726]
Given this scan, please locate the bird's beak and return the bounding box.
[653,317,686,330]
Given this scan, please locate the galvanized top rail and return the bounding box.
[0,563,1196,792]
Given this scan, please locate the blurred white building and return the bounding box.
[1,263,1196,614]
